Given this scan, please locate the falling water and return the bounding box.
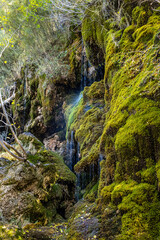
[66,134,82,201]
[66,134,103,200]
[65,44,105,201]
[80,43,105,91]
[76,142,80,164]
[74,93,83,106]
[98,154,103,177]
[81,44,90,90]
[70,131,75,171]
[66,131,75,171]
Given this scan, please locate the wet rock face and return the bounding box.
[43,134,66,156]
[13,63,81,140]
[0,133,76,225]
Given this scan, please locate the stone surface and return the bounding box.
[0,133,76,226]
[43,134,66,156]
[67,200,100,240]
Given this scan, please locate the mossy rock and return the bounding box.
[19,132,44,153]
[84,181,99,202]
[81,2,106,66]
[80,1,160,239]
[0,225,24,240]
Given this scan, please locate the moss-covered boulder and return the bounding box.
[0,133,76,227]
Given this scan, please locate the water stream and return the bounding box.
[65,46,105,201]
[98,154,103,177]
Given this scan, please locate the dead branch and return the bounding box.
[0,138,25,161]
[0,93,15,109]
[3,141,23,158]
[0,88,27,159]
[0,40,10,59]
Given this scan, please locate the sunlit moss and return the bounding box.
[80,1,160,238]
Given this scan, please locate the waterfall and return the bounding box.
[80,44,92,90]
[80,48,105,91]
[66,132,103,201]
[66,131,90,201]
[65,43,105,201]
[74,93,83,106]
[70,131,75,171]
[98,154,103,177]
[66,131,80,172]
[66,131,75,171]
[66,133,83,201]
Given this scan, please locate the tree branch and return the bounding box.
[0,89,27,159]
[0,93,15,109]
[3,141,23,158]
[0,138,25,161]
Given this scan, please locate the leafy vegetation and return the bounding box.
[0,0,91,87]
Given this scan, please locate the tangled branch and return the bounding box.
[0,89,27,161]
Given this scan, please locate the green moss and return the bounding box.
[84,181,99,202]
[37,77,56,125]
[0,225,24,240]
[19,132,76,183]
[156,160,160,189]
[74,139,100,172]
[37,149,76,183]
[81,2,107,65]
[69,38,81,75]
[117,183,160,239]
[30,99,41,120]
[119,25,135,50]
[140,166,156,185]
[51,183,63,199]
[111,180,137,205]
[20,131,43,145]
[101,183,116,204]
[83,80,105,102]
[132,6,151,27]
[57,2,160,238]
